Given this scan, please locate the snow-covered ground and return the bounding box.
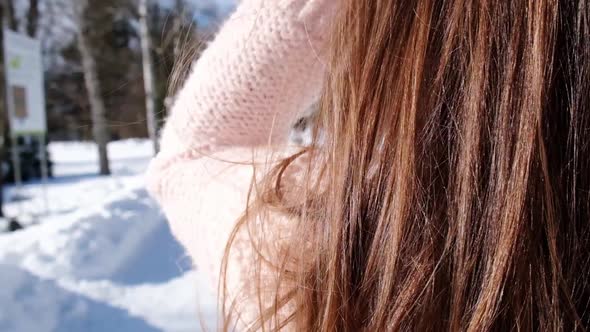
[0,140,216,332]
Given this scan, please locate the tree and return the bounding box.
[72,0,111,175]
[139,0,158,154]
[26,0,39,38]
[42,0,211,146]
[41,0,114,175]
[147,0,204,111]
[4,0,16,30]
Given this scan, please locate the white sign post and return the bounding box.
[3,29,48,215]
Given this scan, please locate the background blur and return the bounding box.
[0,0,234,331]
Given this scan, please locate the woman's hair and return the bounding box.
[222,0,590,330]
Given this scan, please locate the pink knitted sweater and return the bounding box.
[146,0,336,322]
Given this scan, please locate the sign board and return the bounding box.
[3,29,46,135]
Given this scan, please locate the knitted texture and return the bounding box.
[146,0,336,322]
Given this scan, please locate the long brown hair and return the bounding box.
[221,0,590,330]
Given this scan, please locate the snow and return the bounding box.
[0,139,216,332]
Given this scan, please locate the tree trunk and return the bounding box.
[5,0,17,31]
[26,0,39,37]
[139,0,158,155]
[77,26,110,175]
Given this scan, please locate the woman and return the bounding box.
[148,0,590,330]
